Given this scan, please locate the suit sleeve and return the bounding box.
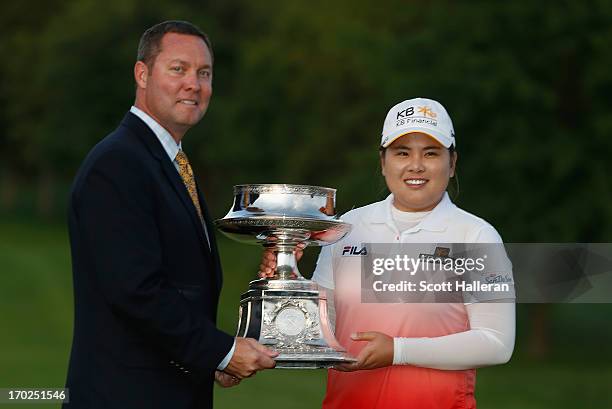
[73,149,233,376]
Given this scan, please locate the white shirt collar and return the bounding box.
[370,192,454,233]
[130,106,181,161]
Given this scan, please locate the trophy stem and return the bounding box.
[275,248,303,280]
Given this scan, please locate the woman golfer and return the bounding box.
[261,97,515,409]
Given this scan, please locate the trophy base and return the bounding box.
[236,278,356,369]
[275,351,356,369]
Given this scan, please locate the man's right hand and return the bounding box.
[224,337,278,379]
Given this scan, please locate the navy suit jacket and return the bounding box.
[64,112,234,409]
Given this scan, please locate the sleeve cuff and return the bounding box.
[217,338,236,370]
[393,337,408,365]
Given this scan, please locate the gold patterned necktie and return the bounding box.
[175,150,204,223]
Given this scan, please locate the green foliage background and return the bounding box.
[1,1,612,408]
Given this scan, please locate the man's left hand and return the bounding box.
[333,331,394,372]
[215,370,241,388]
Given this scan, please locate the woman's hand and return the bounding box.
[258,249,277,278]
[258,244,305,279]
[214,370,241,388]
[334,332,394,372]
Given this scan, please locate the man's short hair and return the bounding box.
[137,20,213,68]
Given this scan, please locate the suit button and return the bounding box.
[170,360,175,365]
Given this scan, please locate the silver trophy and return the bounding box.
[215,184,356,368]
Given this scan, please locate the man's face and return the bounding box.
[136,32,213,139]
[381,132,456,212]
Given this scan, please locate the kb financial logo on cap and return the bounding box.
[395,106,438,128]
[396,106,438,120]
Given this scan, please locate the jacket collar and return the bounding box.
[119,111,168,161]
[129,106,181,162]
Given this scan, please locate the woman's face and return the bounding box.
[381,132,457,212]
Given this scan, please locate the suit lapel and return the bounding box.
[120,112,214,264]
[160,160,213,259]
[196,188,223,293]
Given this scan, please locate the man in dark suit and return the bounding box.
[64,21,276,409]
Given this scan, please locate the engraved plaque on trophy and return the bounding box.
[215,184,356,368]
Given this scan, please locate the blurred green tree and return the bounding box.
[1,0,611,242]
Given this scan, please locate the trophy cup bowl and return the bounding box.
[215,184,356,368]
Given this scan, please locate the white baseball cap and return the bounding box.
[380,97,455,148]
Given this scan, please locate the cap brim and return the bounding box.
[381,129,453,148]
